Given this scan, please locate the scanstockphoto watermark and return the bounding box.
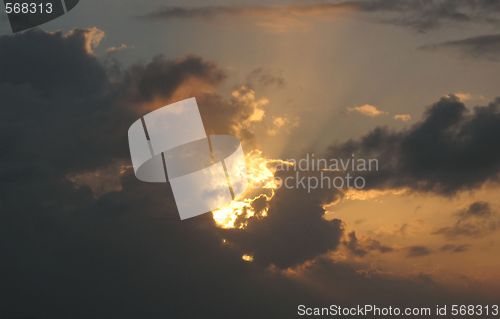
[274,153,379,193]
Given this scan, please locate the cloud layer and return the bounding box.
[143,0,500,32]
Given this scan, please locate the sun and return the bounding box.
[211,150,292,229]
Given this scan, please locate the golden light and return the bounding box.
[211,150,292,229]
[241,254,254,262]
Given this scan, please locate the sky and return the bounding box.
[1,1,500,318]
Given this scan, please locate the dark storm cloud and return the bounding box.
[0,28,107,97]
[459,201,493,219]
[328,95,500,195]
[422,33,500,61]
[0,29,229,179]
[120,55,225,103]
[223,182,344,268]
[434,201,499,238]
[407,246,432,257]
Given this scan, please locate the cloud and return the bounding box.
[106,43,129,54]
[407,246,432,257]
[119,54,226,107]
[355,0,500,31]
[440,244,469,253]
[0,28,346,317]
[348,104,387,117]
[453,92,473,102]
[0,28,107,98]
[141,3,358,32]
[65,27,105,54]
[434,201,499,238]
[422,33,500,61]
[246,67,285,89]
[394,114,412,122]
[223,183,344,268]
[344,231,394,257]
[328,95,500,194]
[459,201,494,219]
[144,3,357,20]
[197,86,270,145]
[142,1,500,32]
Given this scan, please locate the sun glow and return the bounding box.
[241,254,254,262]
[211,150,292,229]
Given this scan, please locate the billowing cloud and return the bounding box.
[118,54,226,107]
[222,183,344,268]
[329,95,500,194]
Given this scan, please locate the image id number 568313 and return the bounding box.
[5,2,53,14]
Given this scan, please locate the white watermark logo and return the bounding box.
[127,98,248,220]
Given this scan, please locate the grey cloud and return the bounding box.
[286,255,488,305]
[142,3,357,20]
[407,246,432,257]
[119,55,225,103]
[328,95,500,195]
[142,0,500,32]
[344,231,394,257]
[223,183,344,268]
[459,201,493,220]
[422,33,500,61]
[434,201,499,238]
[351,0,500,31]
[0,30,232,180]
[345,231,368,256]
[0,28,107,97]
[246,67,285,89]
[440,244,469,253]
